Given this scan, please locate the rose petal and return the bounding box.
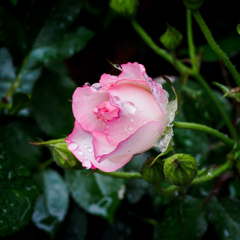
[105,83,168,145]
[99,62,150,91]
[65,120,96,169]
[66,121,133,172]
[72,87,109,132]
[98,121,166,163]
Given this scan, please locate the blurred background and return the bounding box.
[1,0,240,239]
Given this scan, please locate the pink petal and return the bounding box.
[72,87,109,132]
[66,121,133,172]
[105,83,168,145]
[65,120,96,169]
[98,121,166,163]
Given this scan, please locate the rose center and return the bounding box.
[93,101,119,122]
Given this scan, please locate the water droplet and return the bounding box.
[113,96,120,103]
[68,142,78,151]
[78,150,83,156]
[121,101,136,114]
[130,118,134,122]
[92,83,102,90]
[84,144,88,149]
[88,148,93,153]
[84,82,91,87]
[8,171,14,180]
[82,160,91,169]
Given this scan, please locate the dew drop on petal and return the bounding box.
[84,82,91,87]
[84,144,88,149]
[78,150,83,156]
[68,142,78,151]
[92,83,102,90]
[121,101,136,114]
[88,147,93,153]
[82,160,91,169]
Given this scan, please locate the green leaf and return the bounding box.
[34,0,85,47]
[0,121,43,169]
[32,169,69,238]
[181,81,232,129]
[65,169,124,222]
[213,82,240,102]
[8,92,31,115]
[24,0,85,49]
[154,196,208,240]
[31,27,94,62]
[0,48,16,99]
[0,6,26,65]
[208,197,240,240]
[32,68,76,138]
[0,141,41,237]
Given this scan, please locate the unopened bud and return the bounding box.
[183,0,204,11]
[160,24,183,51]
[164,153,198,186]
[109,0,139,19]
[141,158,165,185]
[31,139,83,170]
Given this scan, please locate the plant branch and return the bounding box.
[192,10,240,86]
[131,19,191,75]
[174,121,236,147]
[96,170,142,179]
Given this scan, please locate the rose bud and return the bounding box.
[141,158,165,185]
[160,24,183,51]
[31,139,83,169]
[164,153,198,186]
[183,0,204,11]
[109,0,139,19]
[66,62,170,172]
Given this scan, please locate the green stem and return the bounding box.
[96,170,142,179]
[131,19,191,75]
[186,9,198,72]
[192,73,238,140]
[162,162,231,194]
[191,162,231,185]
[192,10,240,86]
[131,19,237,140]
[174,121,235,146]
[4,53,31,100]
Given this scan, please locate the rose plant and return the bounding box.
[65,62,169,172]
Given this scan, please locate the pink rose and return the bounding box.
[66,62,169,172]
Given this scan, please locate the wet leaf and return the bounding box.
[208,197,240,240]
[32,169,69,238]
[0,141,41,237]
[31,27,94,62]
[154,196,207,240]
[32,68,76,138]
[65,169,124,222]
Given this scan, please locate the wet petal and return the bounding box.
[105,83,168,145]
[99,121,166,163]
[72,87,109,132]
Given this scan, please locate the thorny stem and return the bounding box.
[131,18,237,140]
[192,10,240,86]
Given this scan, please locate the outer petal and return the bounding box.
[72,87,109,132]
[99,62,150,92]
[66,121,133,172]
[98,121,166,163]
[105,83,168,145]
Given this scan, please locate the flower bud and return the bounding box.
[31,139,83,170]
[160,24,183,51]
[109,0,139,19]
[183,0,204,11]
[141,158,165,185]
[164,153,198,186]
